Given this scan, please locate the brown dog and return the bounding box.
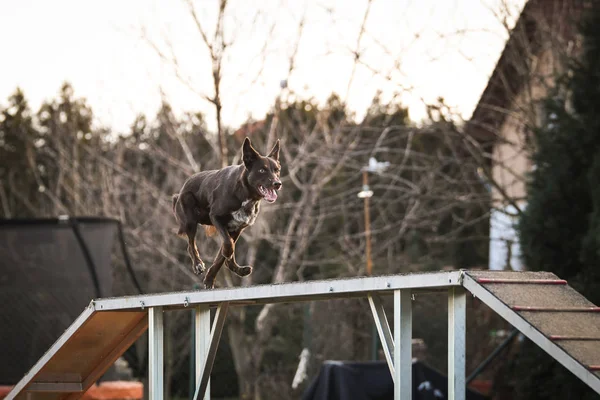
[172,138,282,289]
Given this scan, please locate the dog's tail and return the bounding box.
[204,226,217,237]
[172,194,179,214]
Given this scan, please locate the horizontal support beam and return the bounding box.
[28,382,82,392]
[93,272,462,311]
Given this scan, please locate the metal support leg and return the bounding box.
[149,307,164,400]
[193,303,229,400]
[394,290,412,400]
[368,293,395,378]
[448,287,466,400]
[195,305,211,400]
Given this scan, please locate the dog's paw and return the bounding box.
[192,260,205,275]
[236,266,253,277]
[203,277,215,290]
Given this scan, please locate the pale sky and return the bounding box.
[0,0,526,134]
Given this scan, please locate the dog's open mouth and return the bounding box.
[258,185,278,203]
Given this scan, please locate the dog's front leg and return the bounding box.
[225,229,252,277]
[204,230,252,289]
[210,215,235,259]
[203,250,226,289]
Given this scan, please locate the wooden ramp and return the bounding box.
[462,271,600,390]
[5,270,600,400]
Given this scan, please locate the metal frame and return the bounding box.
[93,272,462,311]
[192,303,229,400]
[394,289,412,400]
[368,294,394,376]
[195,305,211,400]
[448,287,466,400]
[6,270,600,400]
[149,307,164,400]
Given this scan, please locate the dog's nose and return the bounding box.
[273,181,282,190]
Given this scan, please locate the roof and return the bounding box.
[466,0,586,142]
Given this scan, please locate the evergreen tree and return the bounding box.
[518,4,600,306]
[513,6,600,399]
[37,82,98,214]
[0,89,40,217]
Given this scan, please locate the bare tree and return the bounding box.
[185,0,229,167]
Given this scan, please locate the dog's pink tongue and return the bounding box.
[265,188,277,202]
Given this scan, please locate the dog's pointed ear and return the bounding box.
[243,137,259,168]
[267,139,280,161]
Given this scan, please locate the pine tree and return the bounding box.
[37,82,97,214]
[518,3,600,306]
[513,6,600,399]
[0,89,40,217]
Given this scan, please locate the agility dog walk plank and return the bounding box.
[6,270,600,399]
[6,272,460,400]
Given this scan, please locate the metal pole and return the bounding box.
[394,290,412,400]
[149,307,164,400]
[363,170,373,276]
[448,287,466,400]
[189,284,201,399]
[368,294,395,377]
[195,306,211,400]
[363,170,379,360]
[189,308,196,400]
[193,303,229,400]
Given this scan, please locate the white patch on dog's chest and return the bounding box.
[228,200,260,230]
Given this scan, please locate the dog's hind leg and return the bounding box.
[186,227,205,274]
[177,192,205,274]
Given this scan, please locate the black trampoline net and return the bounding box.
[0,218,117,384]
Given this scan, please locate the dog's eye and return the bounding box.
[259,168,265,174]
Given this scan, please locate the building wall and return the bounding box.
[488,47,559,271]
[482,0,585,271]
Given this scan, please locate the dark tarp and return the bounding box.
[0,218,119,385]
[303,360,489,400]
